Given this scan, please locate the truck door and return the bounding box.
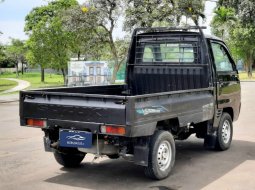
[210,41,241,118]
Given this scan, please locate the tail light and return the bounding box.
[101,125,126,135]
[26,119,47,128]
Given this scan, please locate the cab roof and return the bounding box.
[134,26,223,42]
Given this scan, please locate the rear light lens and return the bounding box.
[26,119,47,128]
[101,125,126,135]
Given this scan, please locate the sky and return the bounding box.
[0,0,216,44]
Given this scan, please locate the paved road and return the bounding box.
[0,82,255,190]
[0,93,19,103]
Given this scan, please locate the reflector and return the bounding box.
[26,119,46,128]
[100,125,125,135]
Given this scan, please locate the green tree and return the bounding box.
[25,0,78,84]
[217,0,240,11]
[0,44,5,63]
[178,0,205,26]
[106,38,129,75]
[0,32,5,67]
[210,6,237,40]
[236,0,255,77]
[26,23,52,82]
[46,17,73,83]
[230,26,255,77]
[211,0,255,77]
[63,1,129,83]
[93,0,128,83]
[62,4,107,61]
[124,0,205,30]
[124,0,176,30]
[5,39,26,77]
[0,45,8,74]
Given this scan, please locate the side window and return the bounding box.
[211,43,233,72]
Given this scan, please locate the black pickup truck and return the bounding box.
[20,26,241,180]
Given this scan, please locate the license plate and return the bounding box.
[59,130,92,148]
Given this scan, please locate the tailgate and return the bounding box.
[20,91,126,126]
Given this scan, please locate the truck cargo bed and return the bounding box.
[20,85,127,127]
[20,84,214,137]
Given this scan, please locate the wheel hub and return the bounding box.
[222,120,231,144]
[157,141,172,171]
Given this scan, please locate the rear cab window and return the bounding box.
[143,43,194,63]
[135,33,201,65]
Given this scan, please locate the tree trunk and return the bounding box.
[221,30,224,41]
[61,68,68,86]
[21,62,24,75]
[248,51,253,78]
[78,51,81,61]
[111,61,122,84]
[248,62,253,78]
[15,62,19,78]
[41,67,45,82]
[61,68,65,84]
[109,35,119,84]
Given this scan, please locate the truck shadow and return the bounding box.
[45,138,255,190]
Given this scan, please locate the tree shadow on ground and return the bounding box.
[45,138,255,190]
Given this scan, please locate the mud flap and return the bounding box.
[204,132,217,149]
[134,145,149,166]
[43,136,53,152]
[204,121,217,149]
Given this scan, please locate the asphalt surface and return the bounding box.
[0,82,255,190]
[0,93,19,103]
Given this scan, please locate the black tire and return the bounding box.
[144,130,176,180]
[54,150,85,168]
[215,113,233,151]
[108,154,119,159]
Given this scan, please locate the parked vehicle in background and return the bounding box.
[20,26,241,180]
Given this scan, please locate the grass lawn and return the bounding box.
[238,71,255,80]
[0,72,64,90]
[0,79,18,93]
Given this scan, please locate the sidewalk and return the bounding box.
[1,78,30,94]
[0,78,30,103]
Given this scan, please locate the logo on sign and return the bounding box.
[66,135,86,141]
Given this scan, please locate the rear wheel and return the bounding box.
[144,130,175,180]
[54,150,85,168]
[215,113,233,150]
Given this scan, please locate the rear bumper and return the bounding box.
[21,118,159,137]
[21,118,133,137]
[42,126,150,166]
